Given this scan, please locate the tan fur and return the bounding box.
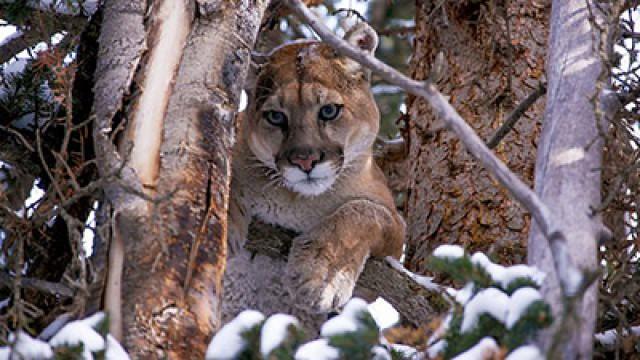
[223,24,405,321]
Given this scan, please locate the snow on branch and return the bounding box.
[426,245,552,358]
[284,0,585,298]
[209,246,552,359]
[0,312,130,359]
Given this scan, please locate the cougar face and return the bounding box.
[246,40,380,196]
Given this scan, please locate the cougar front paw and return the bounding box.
[286,264,356,313]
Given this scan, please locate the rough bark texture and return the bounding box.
[91,0,148,343]
[527,1,604,357]
[91,0,268,357]
[405,0,550,274]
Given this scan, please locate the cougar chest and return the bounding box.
[243,188,334,233]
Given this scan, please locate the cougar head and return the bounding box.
[246,23,380,196]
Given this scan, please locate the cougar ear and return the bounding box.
[343,22,378,77]
[344,22,378,54]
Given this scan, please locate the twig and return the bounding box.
[0,126,35,152]
[0,271,74,299]
[377,26,416,37]
[331,8,366,22]
[487,82,547,149]
[374,137,406,161]
[285,0,582,297]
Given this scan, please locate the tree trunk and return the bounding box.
[405,0,549,273]
[527,1,605,357]
[91,0,267,357]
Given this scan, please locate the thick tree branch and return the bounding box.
[0,30,44,64]
[245,220,448,327]
[285,0,583,297]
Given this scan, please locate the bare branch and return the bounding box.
[1,31,38,65]
[285,0,582,296]
[376,26,416,37]
[0,271,74,299]
[374,137,405,161]
[487,82,547,149]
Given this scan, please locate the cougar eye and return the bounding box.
[318,104,343,121]
[264,110,287,127]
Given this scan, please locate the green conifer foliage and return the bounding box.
[426,245,552,359]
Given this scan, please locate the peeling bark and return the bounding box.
[124,0,192,191]
[91,0,147,342]
[92,0,268,357]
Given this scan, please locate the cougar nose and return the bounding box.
[288,148,322,173]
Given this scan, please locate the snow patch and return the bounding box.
[595,325,640,347]
[206,310,265,360]
[371,345,391,360]
[49,313,106,359]
[506,345,544,360]
[427,340,447,358]
[106,335,130,360]
[451,337,499,360]
[385,257,441,291]
[390,344,418,358]
[11,331,54,359]
[433,244,465,260]
[2,59,28,76]
[506,287,543,328]
[259,313,299,357]
[321,298,370,337]
[0,347,9,360]
[295,339,339,360]
[238,90,248,112]
[0,30,24,48]
[594,328,618,346]
[461,288,509,332]
[368,297,399,329]
[454,283,475,305]
[0,298,8,311]
[471,252,545,289]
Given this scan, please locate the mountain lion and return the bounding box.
[223,22,405,326]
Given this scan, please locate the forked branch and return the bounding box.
[285,0,583,297]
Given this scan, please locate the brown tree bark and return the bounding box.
[91,0,267,357]
[405,0,550,273]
